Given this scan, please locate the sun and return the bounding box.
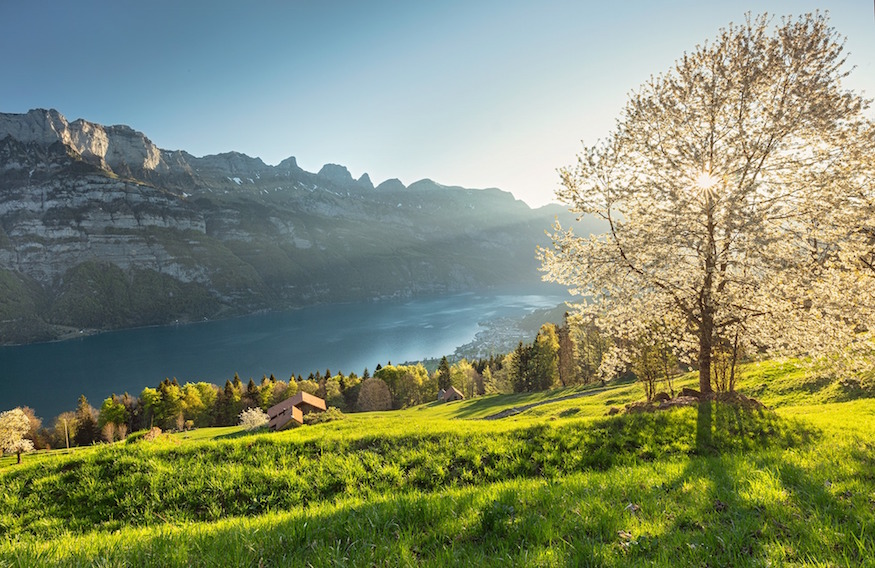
[694,171,719,190]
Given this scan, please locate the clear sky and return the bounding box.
[1,1,873,207]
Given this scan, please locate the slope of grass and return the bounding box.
[0,406,807,540]
[2,430,873,567]
[1,359,874,567]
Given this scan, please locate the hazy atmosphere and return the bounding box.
[3,3,875,565]
[2,0,872,207]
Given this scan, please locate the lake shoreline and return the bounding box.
[1,288,570,419]
[1,284,557,348]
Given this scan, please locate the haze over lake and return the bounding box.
[1,291,567,420]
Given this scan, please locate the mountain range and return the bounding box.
[0,109,596,345]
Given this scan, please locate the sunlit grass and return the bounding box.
[2,358,874,566]
[2,440,872,567]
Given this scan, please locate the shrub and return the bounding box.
[125,430,149,443]
[239,407,269,431]
[303,407,345,425]
[142,427,163,441]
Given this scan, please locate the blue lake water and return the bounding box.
[0,290,567,420]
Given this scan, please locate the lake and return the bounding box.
[0,290,568,420]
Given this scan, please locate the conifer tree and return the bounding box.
[437,356,451,390]
[73,395,98,446]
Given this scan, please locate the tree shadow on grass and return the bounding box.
[630,403,868,566]
[5,404,869,566]
[212,429,258,441]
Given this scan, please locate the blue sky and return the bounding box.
[1,1,873,207]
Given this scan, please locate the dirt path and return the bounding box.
[482,385,614,420]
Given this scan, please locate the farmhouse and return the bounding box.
[267,392,327,430]
[441,386,465,402]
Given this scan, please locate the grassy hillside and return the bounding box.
[1,360,874,566]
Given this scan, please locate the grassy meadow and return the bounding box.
[1,360,874,567]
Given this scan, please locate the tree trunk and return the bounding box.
[728,328,739,393]
[698,322,713,394]
[699,191,716,395]
[16,451,22,465]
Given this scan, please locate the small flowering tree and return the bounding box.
[238,407,269,431]
[0,408,34,464]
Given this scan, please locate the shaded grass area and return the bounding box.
[0,405,805,540]
[2,436,873,567]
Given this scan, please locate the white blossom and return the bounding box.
[540,13,875,392]
[238,407,270,431]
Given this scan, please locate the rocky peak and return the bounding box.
[277,156,300,171]
[189,151,269,176]
[0,108,69,146]
[357,173,374,190]
[407,179,443,192]
[317,163,354,186]
[376,178,406,192]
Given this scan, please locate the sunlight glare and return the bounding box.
[695,171,719,190]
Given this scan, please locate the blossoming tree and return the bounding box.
[540,13,875,394]
[0,408,34,464]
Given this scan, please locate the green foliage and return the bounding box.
[531,323,560,389]
[302,407,345,425]
[182,383,217,427]
[297,380,318,396]
[72,396,98,447]
[508,327,560,393]
[97,396,128,428]
[437,356,451,391]
[574,322,612,385]
[449,359,478,397]
[376,364,429,409]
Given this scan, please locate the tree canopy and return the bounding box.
[541,13,875,393]
[0,408,34,464]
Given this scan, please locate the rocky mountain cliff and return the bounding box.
[0,109,596,344]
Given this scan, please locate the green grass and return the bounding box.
[2,359,874,566]
[171,426,243,442]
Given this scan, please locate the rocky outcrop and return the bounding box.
[0,108,597,344]
[0,109,165,177]
[356,173,374,190]
[317,163,355,186]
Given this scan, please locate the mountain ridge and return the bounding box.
[0,108,598,345]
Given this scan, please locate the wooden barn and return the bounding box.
[441,386,465,402]
[267,392,327,430]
